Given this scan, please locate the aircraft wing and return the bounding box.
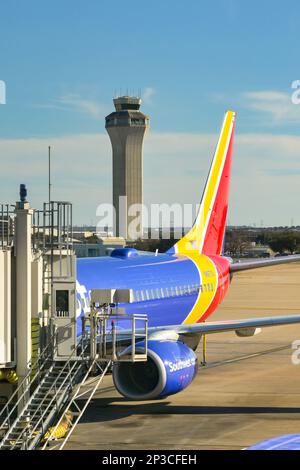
[94,314,300,351]
[148,313,300,338]
[230,254,300,273]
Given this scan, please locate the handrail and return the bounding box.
[9,360,82,450]
[58,360,111,451]
[26,361,81,442]
[0,333,55,430]
[2,340,89,449]
[41,356,100,449]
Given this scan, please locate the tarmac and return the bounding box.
[64,262,300,450]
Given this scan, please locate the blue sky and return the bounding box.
[1,1,300,225]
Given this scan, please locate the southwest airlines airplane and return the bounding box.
[76,111,300,400]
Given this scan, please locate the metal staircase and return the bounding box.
[41,359,111,450]
[0,308,148,451]
[0,343,88,450]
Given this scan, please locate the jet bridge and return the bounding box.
[0,302,147,450]
[0,187,148,450]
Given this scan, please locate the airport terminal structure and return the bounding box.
[0,96,151,449]
[0,186,148,449]
[1,108,300,452]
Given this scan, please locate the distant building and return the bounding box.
[73,236,125,258]
[105,96,149,241]
[243,243,272,258]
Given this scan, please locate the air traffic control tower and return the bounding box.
[105,96,149,240]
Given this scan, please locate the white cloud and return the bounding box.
[213,88,300,125]
[57,94,107,118]
[142,87,156,105]
[242,90,300,124]
[1,131,300,226]
[36,94,107,119]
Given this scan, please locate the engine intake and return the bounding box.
[113,340,198,400]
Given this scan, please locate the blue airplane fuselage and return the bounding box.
[76,252,201,333]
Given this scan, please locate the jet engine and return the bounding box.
[112,340,198,400]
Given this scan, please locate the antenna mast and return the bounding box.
[48,145,51,204]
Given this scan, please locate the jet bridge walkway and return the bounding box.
[0,308,148,451]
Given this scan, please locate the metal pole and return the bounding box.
[15,200,33,410]
[48,146,51,205]
[132,317,135,361]
[112,320,116,361]
[201,334,207,366]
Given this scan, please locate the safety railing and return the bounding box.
[16,360,84,450]
[0,204,15,248]
[83,312,148,362]
[41,360,112,450]
[0,338,89,450]
[0,331,55,434]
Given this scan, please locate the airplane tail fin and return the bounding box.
[168,111,236,256]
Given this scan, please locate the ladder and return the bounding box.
[0,361,85,450]
[42,359,111,450]
[0,312,148,450]
[0,343,88,450]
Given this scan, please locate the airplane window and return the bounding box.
[140,291,145,301]
[203,285,207,292]
[135,291,140,301]
[166,287,170,297]
[145,290,150,300]
[151,289,155,299]
[175,286,179,296]
[161,288,164,298]
[170,286,175,296]
[156,288,161,299]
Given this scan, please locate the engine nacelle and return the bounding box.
[112,340,198,400]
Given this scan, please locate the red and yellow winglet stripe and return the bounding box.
[183,254,218,324]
